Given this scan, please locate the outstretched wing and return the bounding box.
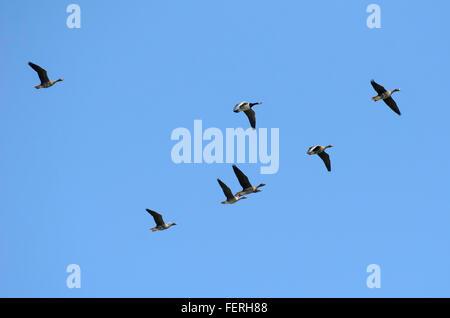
[232,165,252,189]
[217,179,234,201]
[243,109,256,129]
[28,62,49,84]
[383,97,401,115]
[318,151,331,172]
[146,209,165,226]
[371,80,387,95]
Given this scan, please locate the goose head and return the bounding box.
[50,79,64,86]
[256,183,266,191]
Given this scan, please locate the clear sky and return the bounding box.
[1,0,449,297]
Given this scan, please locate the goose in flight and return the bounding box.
[370,80,401,115]
[307,145,334,172]
[146,209,177,232]
[28,62,63,89]
[233,101,262,129]
[232,165,265,197]
[217,178,247,204]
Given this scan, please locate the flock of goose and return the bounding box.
[28,62,402,232]
[218,165,266,204]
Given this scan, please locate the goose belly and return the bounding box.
[381,92,391,99]
[243,187,255,194]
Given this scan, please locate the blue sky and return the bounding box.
[1,0,449,297]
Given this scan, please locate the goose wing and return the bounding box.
[308,145,320,154]
[243,109,256,129]
[232,165,252,189]
[217,179,234,201]
[317,151,331,172]
[233,102,246,112]
[146,209,165,226]
[28,62,49,84]
[371,80,387,95]
[383,97,401,115]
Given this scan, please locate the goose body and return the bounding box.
[28,62,63,89]
[217,178,247,204]
[232,165,265,197]
[233,101,262,129]
[370,80,401,115]
[307,145,333,172]
[146,209,177,232]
